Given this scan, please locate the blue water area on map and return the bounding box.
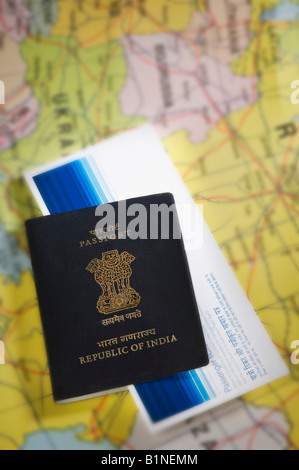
[262,0,299,21]
[0,222,31,284]
[22,425,116,450]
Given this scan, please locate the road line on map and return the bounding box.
[211,388,299,450]
[246,194,283,300]
[246,389,299,451]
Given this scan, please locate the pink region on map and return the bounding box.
[184,0,253,65]
[0,95,39,152]
[119,34,257,144]
[0,0,31,42]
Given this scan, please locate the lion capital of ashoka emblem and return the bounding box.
[86,249,141,315]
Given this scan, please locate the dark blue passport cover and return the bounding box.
[25,193,209,403]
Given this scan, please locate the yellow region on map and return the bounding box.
[52,0,204,46]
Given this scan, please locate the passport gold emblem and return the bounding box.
[86,249,141,315]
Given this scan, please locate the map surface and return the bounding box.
[0,0,298,450]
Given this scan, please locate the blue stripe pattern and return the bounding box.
[135,370,213,422]
[33,158,112,214]
[33,157,214,423]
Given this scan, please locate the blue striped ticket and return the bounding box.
[25,126,288,432]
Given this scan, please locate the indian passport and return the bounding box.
[25,193,209,403]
